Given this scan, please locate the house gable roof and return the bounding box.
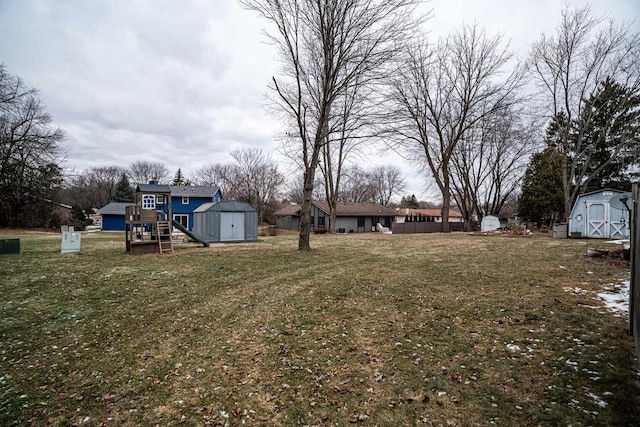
[169,185,221,198]
[97,202,135,215]
[136,184,171,193]
[135,184,221,198]
[275,204,302,216]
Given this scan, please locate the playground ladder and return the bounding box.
[156,221,174,254]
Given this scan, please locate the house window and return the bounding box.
[357,217,365,228]
[156,195,165,204]
[318,216,325,227]
[173,214,188,229]
[182,197,189,205]
[142,195,156,210]
[311,216,314,226]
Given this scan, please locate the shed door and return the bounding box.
[608,206,629,239]
[220,212,245,241]
[586,202,608,238]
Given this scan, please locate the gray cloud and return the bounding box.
[0,0,637,198]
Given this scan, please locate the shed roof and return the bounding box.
[575,188,626,199]
[97,202,134,215]
[194,200,256,213]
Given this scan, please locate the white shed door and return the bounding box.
[220,212,245,241]
[586,202,608,238]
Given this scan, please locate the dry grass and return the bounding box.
[0,230,638,426]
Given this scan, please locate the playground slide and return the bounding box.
[171,220,210,247]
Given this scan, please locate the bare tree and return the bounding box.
[67,166,127,210]
[0,64,65,227]
[230,147,285,223]
[285,173,325,205]
[319,69,388,232]
[128,160,169,185]
[389,24,524,231]
[241,0,423,250]
[194,148,285,223]
[530,4,640,217]
[450,106,538,229]
[339,166,377,204]
[369,165,406,206]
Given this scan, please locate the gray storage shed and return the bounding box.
[193,200,259,243]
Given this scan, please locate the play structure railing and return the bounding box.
[125,205,157,224]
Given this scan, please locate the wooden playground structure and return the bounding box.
[125,185,174,255]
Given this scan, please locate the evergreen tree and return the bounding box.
[579,78,640,191]
[70,204,92,230]
[113,173,135,202]
[172,168,185,185]
[171,168,192,186]
[517,147,564,227]
[400,194,419,209]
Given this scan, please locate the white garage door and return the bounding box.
[220,212,245,241]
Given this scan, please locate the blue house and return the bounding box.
[97,202,134,231]
[98,184,222,232]
[166,185,223,231]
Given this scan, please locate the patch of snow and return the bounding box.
[586,392,608,408]
[597,280,629,316]
[563,287,589,295]
[506,344,520,352]
[606,239,629,245]
[563,279,630,317]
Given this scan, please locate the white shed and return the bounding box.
[568,189,630,239]
[480,215,505,232]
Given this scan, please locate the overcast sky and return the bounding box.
[0,0,638,200]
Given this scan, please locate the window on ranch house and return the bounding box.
[318,216,325,227]
[142,195,156,210]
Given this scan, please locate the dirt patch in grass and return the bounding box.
[0,231,637,425]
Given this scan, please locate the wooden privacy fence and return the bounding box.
[392,222,465,234]
[631,184,639,362]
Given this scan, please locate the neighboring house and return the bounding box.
[394,208,464,223]
[98,184,222,232]
[275,202,397,232]
[97,202,134,231]
[568,188,631,239]
[274,204,302,230]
